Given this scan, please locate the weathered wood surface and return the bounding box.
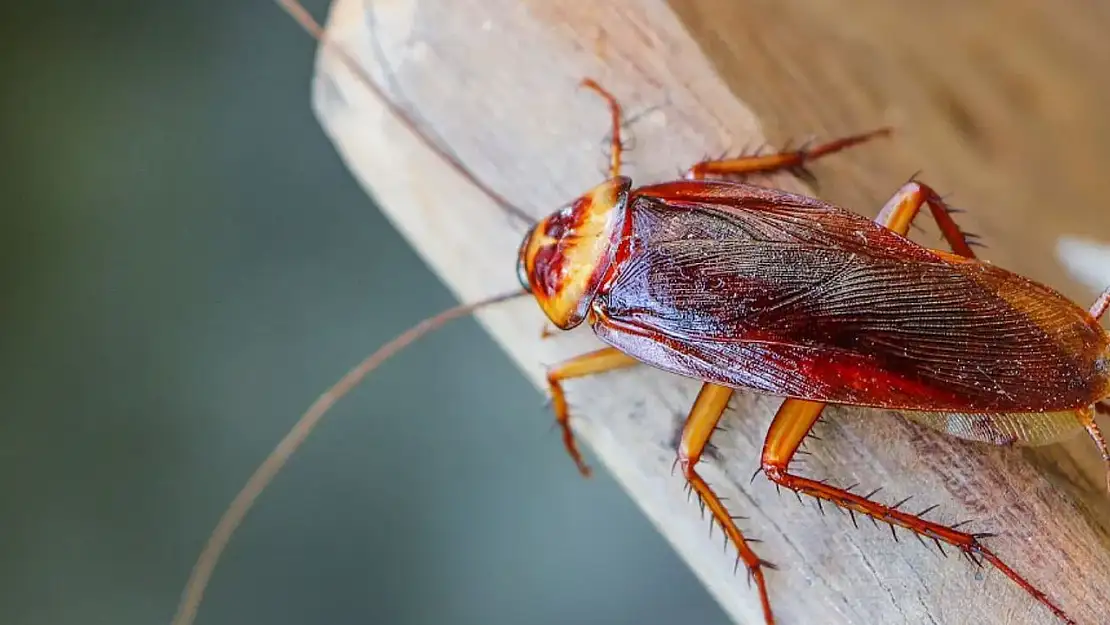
[308,1,1110,623]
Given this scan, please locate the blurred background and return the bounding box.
[0,1,729,624]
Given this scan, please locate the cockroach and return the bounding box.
[172,2,1110,625]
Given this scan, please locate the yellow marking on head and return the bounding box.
[517,177,631,329]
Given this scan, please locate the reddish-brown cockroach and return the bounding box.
[171,2,1110,625]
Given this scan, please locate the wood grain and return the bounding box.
[307,0,1110,623]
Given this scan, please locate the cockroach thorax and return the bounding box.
[516,176,631,330]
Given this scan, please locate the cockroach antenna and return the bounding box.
[275,0,536,228]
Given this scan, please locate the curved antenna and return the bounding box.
[276,0,536,227]
[170,288,529,625]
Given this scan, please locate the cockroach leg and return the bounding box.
[580,78,625,178]
[1089,283,1110,321]
[545,347,640,476]
[683,128,891,181]
[1077,407,1110,492]
[759,398,1076,625]
[677,382,776,625]
[875,180,978,258]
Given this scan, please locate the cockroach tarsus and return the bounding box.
[171,3,1110,625]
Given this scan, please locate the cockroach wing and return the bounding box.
[590,181,1110,421]
[895,409,1083,446]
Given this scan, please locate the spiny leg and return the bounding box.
[579,80,889,186]
[758,398,1075,624]
[1077,407,1110,492]
[677,382,776,625]
[580,79,625,179]
[546,347,640,476]
[1090,283,1110,322]
[684,128,891,181]
[876,179,979,258]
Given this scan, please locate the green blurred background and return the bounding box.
[0,1,728,624]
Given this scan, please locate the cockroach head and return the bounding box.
[516,176,632,330]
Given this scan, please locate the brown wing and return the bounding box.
[591,181,1110,412]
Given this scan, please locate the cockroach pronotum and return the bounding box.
[171,2,1110,625]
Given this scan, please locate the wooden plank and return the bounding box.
[307,0,1110,623]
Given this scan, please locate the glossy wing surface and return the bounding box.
[592,181,1109,412]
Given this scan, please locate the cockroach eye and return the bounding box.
[516,224,536,293]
